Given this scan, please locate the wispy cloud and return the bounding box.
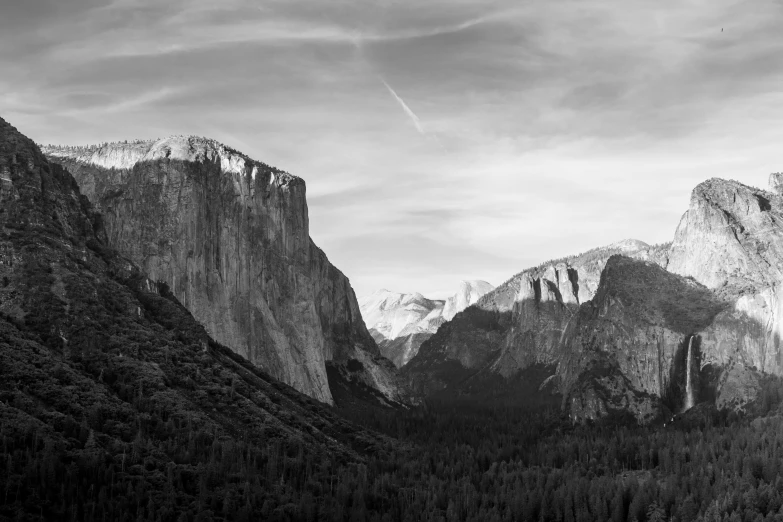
[3,0,783,297]
[380,77,425,135]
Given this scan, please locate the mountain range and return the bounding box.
[35,131,783,425]
[404,180,783,422]
[358,280,494,367]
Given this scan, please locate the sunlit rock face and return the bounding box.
[43,138,406,405]
[668,178,783,377]
[406,176,783,422]
[770,173,783,196]
[442,280,495,321]
[359,281,494,367]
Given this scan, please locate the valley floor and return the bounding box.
[5,363,783,521]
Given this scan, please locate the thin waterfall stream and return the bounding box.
[685,335,694,410]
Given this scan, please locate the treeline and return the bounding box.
[7,371,783,521]
[38,140,154,152]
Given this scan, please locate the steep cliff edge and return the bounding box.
[668,178,783,377]
[359,280,493,367]
[43,139,404,405]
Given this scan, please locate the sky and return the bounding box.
[3,0,783,298]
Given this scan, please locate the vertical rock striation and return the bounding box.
[43,138,404,405]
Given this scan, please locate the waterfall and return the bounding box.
[685,336,695,410]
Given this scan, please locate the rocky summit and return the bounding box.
[359,280,494,367]
[42,138,406,406]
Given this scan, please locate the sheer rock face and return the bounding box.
[668,178,783,377]
[43,138,404,405]
[359,281,493,368]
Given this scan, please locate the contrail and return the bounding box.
[379,77,425,135]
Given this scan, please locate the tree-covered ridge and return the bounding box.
[38,139,154,151]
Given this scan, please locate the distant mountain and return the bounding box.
[442,280,495,321]
[0,116,390,519]
[42,137,408,407]
[359,281,494,367]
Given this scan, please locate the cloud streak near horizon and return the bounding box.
[3,0,783,298]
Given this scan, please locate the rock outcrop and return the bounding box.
[43,138,405,405]
[668,178,783,377]
[770,173,783,196]
[359,280,493,367]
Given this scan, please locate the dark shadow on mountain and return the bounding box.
[596,255,729,334]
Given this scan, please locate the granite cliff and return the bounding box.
[0,117,392,519]
[359,280,493,367]
[43,139,405,405]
